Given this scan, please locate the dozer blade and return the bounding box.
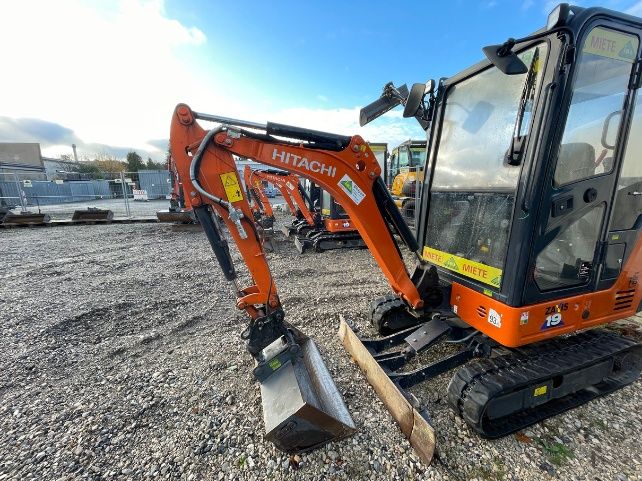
[2,212,51,226]
[294,235,311,254]
[258,333,356,453]
[338,316,436,465]
[156,210,196,223]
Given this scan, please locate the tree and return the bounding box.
[125,151,144,173]
[94,159,126,173]
[145,157,165,170]
[77,162,100,175]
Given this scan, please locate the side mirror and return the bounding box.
[359,83,409,126]
[482,42,528,75]
[403,82,428,118]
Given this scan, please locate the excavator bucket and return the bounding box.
[156,209,196,223]
[2,212,51,226]
[257,333,356,452]
[72,208,114,222]
[338,316,436,465]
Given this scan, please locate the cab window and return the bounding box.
[554,27,639,186]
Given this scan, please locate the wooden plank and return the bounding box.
[338,316,436,465]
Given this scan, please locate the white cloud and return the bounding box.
[0,0,214,159]
[0,0,424,161]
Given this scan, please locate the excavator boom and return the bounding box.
[171,104,425,309]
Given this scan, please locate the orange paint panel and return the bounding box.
[450,238,641,347]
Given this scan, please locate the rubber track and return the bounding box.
[369,294,421,335]
[313,233,365,252]
[447,329,642,438]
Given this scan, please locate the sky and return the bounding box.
[2,0,642,162]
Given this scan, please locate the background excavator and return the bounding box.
[387,139,427,227]
[244,166,363,252]
[156,154,196,223]
[243,165,314,231]
[169,3,642,466]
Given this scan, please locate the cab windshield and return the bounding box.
[423,43,548,288]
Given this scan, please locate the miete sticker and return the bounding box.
[338,174,366,205]
[219,171,244,203]
[423,246,504,288]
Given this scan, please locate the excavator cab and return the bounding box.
[409,6,642,342]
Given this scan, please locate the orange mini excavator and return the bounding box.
[243,165,314,231]
[245,165,365,253]
[169,4,642,464]
[242,165,277,229]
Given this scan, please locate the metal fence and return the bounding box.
[0,170,173,221]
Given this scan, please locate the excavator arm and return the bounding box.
[243,165,275,219]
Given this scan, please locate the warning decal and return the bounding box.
[423,246,503,288]
[219,171,244,203]
[338,174,366,205]
[583,27,639,63]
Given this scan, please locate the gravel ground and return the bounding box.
[1,218,641,481]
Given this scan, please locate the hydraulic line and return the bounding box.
[189,127,247,239]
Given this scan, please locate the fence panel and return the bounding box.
[0,170,175,221]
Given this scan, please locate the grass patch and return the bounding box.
[536,439,574,466]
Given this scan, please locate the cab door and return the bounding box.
[525,23,641,303]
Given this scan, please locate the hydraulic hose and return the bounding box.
[189,127,247,238]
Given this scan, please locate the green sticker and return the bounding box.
[268,358,282,371]
[444,257,459,271]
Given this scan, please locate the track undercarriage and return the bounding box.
[340,297,642,464]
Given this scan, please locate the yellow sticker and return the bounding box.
[534,385,547,397]
[219,171,244,203]
[321,208,330,216]
[583,27,639,63]
[423,246,503,288]
[612,234,620,241]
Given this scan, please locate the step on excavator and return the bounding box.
[169,3,642,465]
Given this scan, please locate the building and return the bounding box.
[0,143,46,178]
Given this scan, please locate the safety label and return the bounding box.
[422,246,503,287]
[583,27,638,63]
[338,174,365,205]
[220,171,244,203]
